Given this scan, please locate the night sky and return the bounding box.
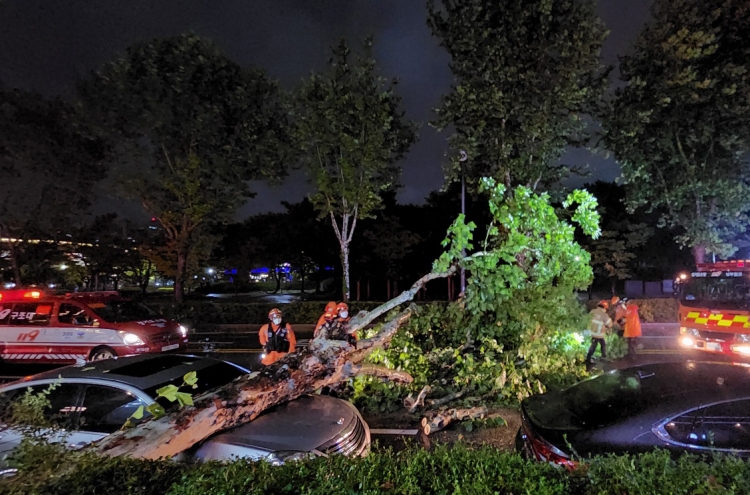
[0,0,652,219]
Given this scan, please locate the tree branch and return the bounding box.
[357,364,413,384]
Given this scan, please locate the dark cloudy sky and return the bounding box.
[0,0,652,219]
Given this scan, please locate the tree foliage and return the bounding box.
[78,34,290,301]
[355,180,601,408]
[429,0,609,190]
[293,38,417,301]
[602,0,750,263]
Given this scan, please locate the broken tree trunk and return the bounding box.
[420,406,488,436]
[89,268,455,460]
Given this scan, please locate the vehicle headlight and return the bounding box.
[179,325,188,338]
[120,332,145,346]
[680,327,701,338]
[266,450,311,466]
[735,334,750,343]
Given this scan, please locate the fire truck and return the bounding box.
[676,260,750,357]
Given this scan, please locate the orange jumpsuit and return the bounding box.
[623,304,642,338]
[259,321,296,365]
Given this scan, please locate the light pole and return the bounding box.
[459,150,468,295]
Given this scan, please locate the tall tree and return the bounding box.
[602,0,750,264]
[78,34,290,302]
[428,0,609,190]
[293,38,417,301]
[0,88,106,285]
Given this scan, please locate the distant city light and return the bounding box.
[59,264,68,271]
[207,268,215,275]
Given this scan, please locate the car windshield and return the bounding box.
[562,370,649,428]
[143,362,247,410]
[681,277,750,310]
[90,300,158,323]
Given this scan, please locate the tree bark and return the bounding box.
[341,242,351,302]
[420,407,488,435]
[175,247,186,304]
[89,267,456,460]
[693,244,706,266]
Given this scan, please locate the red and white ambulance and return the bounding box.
[0,290,188,363]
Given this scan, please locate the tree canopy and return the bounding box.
[602,0,750,263]
[293,38,417,301]
[429,0,609,190]
[77,34,291,301]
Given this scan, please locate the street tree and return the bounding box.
[0,88,106,285]
[77,34,290,302]
[293,38,417,301]
[601,0,750,264]
[428,0,609,190]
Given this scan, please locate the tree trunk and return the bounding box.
[175,248,187,304]
[299,258,306,293]
[356,280,360,301]
[693,245,706,266]
[140,261,152,298]
[88,267,456,460]
[6,238,22,287]
[341,242,351,302]
[386,279,391,300]
[273,267,281,294]
[420,407,488,435]
[367,279,370,300]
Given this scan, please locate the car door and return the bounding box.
[70,384,150,447]
[0,383,84,464]
[1,302,54,362]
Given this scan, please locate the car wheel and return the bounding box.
[89,346,116,361]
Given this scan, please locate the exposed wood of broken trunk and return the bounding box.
[89,268,454,460]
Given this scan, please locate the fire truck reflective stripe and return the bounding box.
[708,314,724,321]
[687,311,701,319]
[695,318,709,324]
[1,353,87,360]
[718,320,733,327]
[735,316,750,323]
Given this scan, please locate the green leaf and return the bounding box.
[146,403,166,419]
[175,391,194,407]
[131,405,144,420]
[155,384,180,402]
[183,371,198,386]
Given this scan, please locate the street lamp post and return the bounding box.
[459,150,468,296]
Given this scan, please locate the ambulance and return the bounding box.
[676,260,750,357]
[0,290,188,363]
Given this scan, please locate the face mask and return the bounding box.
[272,317,282,325]
[339,311,348,319]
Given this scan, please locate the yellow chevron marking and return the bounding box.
[687,312,701,319]
[708,314,724,321]
[734,316,750,323]
[718,320,733,327]
[695,318,709,324]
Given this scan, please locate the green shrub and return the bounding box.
[584,298,678,323]
[10,445,750,495]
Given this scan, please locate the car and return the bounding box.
[0,354,370,469]
[516,361,750,466]
[0,290,188,363]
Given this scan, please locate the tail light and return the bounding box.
[522,419,577,469]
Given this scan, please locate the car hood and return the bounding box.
[524,391,582,431]
[205,395,357,453]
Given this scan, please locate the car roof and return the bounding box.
[2,354,237,393]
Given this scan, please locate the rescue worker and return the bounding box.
[335,302,356,344]
[585,300,613,366]
[621,297,642,357]
[259,308,296,366]
[314,301,338,338]
[613,296,627,337]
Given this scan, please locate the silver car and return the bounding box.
[0,354,370,466]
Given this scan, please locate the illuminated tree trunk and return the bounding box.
[88,268,454,460]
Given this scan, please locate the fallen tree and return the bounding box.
[90,269,454,459]
[89,179,601,459]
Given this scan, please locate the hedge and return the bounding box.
[6,445,750,495]
[147,301,435,326]
[584,297,679,323]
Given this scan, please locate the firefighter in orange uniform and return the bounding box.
[612,296,627,337]
[621,298,642,356]
[335,302,356,344]
[259,308,296,366]
[314,301,338,337]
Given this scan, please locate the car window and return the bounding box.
[89,301,157,323]
[1,384,82,428]
[664,400,750,450]
[7,303,53,326]
[143,362,246,410]
[77,385,148,434]
[58,303,93,325]
[561,370,649,428]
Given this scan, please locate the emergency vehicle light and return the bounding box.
[23,291,41,299]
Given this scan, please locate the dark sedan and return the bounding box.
[517,361,750,466]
